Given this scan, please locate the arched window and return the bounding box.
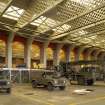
[31,44,40,60]
[46,47,53,60]
[59,49,66,62]
[31,44,40,68]
[12,42,24,58]
[70,51,75,62]
[46,47,53,68]
[0,40,6,65]
[0,40,6,57]
[87,54,91,60]
[12,41,24,67]
[79,53,84,60]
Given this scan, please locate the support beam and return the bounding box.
[65,45,75,62]
[24,38,33,68]
[50,19,105,40]
[0,0,13,17]
[53,44,63,66]
[84,48,96,60]
[53,38,105,51]
[14,0,64,31]
[6,32,14,68]
[98,52,105,60]
[40,42,49,68]
[52,40,95,48]
[75,47,85,61]
[84,48,95,60]
[94,50,102,60]
[40,3,105,36]
[65,28,105,42]
[65,46,71,62]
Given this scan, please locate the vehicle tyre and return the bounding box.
[7,88,11,93]
[44,85,47,88]
[77,76,85,85]
[32,81,37,88]
[47,83,54,91]
[87,79,94,86]
[59,86,65,90]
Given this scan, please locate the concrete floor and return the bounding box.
[0,82,105,105]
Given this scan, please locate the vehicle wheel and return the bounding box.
[47,83,54,91]
[77,76,85,85]
[7,88,11,93]
[32,81,37,88]
[59,86,65,90]
[44,85,47,88]
[87,79,94,86]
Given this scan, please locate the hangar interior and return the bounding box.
[0,0,105,105]
[0,0,105,68]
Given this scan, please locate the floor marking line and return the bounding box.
[69,96,105,105]
[69,103,77,105]
[77,96,105,105]
[13,92,54,105]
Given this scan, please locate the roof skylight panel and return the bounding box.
[31,16,47,26]
[78,30,88,35]
[70,0,97,9]
[45,18,58,27]
[52,24,71,36]
[3,6,25,20]
[37,24,49,32]
[0,2,6,12]
[61,24,71,31]
[89,35,97,39]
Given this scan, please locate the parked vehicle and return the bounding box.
[57,61,98,86]
[32,71,66,91]
[76,67,96,85]
[0,70,11,93]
